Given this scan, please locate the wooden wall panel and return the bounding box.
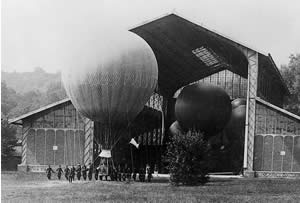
[55,130,65,165]
[262,135,273,171]
[253,135,263,171]
[45,130,55,165]
[255,101,300,172]
[27,129,36,164]
[66,130,74,165]
[293,136,300,172]
[36,129,45,165]
[283,136,293,172]
[272,136,283,171]
[74,130,84,164]
[255,103,300,135]
[80,130,85,164]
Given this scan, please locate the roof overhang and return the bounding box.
[130,13,289,97]
[130,14,248,97]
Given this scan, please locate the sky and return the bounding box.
[1,0,300,73]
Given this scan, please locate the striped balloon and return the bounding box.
[62,30,158,129]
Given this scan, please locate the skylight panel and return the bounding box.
[192,46,220,67]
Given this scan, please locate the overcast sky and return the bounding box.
[2,0,300,73]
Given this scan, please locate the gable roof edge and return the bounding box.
[9,98,70,125]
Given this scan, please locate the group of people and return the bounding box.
[46,164,93,182]
[45,163,153,183]
[108,165,152,182]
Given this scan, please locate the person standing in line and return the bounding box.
[76,164,82,180]
[64,165,70,181]
[69,165,75,183]
[117,165,122,181]
[94,165,99,180]
[56,165,63,180]
[88,162,93,181]
[126,166,132,182]
[111,167,117,181]
[46,165,55,180]
[121,165,126,181]
[82,165,87,181]
[146,165,152,182]
[139,167,145,182]
[132,168,137,181]
[99,164,105,181]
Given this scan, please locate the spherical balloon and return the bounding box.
[62,30,158,128]
[228,105,246,129]
[169,121,187,136]
[231,98,246,109]
[175,83,232,135]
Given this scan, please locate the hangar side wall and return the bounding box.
[174,69,247,99]
[257,66,285,107]
[19,102,85,172]
[253,100,300,176]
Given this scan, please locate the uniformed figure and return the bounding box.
[94,166,99,180]
[99,164,107,181]
[56,165,63,180]
[76,164,82,180]
[46,165,55,180]
[88,163,93,181]
[111,167,117,181]
[121,166,126,181]
[126,166,132,182]
[69,165,76,183]
[139,167,145,182]
[146,165,152,182]
[117,165,122,181]
[81,165,87,181]
[132,168,137,181]
[64,166,70,181]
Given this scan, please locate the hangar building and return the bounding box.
[10,14,300,177]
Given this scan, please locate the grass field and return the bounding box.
[1,172,300,203]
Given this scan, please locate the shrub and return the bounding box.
[164,130,212,186]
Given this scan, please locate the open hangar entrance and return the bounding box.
[92,94,165,172]
[130,13,300,176]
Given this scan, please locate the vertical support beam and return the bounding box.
[239,47,259,176]
[21,123,31,165]
[83,117,94,165]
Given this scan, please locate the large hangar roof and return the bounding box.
[130,13,289,97]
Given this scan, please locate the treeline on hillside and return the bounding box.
[1,67,67,119]
[2,67,61,94]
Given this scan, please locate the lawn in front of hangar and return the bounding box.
[2,172,300,202]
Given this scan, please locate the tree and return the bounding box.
[1,119,18,169]
[164,130,212,186]
[281,54,300,116]
[9,90,44,117]
[1,82,18,117]
[44,80,67,104]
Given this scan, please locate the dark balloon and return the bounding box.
[169,121,187,136]
[231,98,246,110]
[175,83,232,135]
